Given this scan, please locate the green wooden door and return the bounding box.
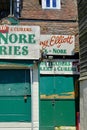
[0,69,31,122]
[40,75,76,130]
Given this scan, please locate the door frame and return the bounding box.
[0,65,39,130]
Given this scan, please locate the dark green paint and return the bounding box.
[40,75,78,129]
[40,100,54,126]
[7,17,19,25]
[0,69,31,122]
[0,96,31,122]
[40,100,75,129]
[0,33,36,44]
[40,75,75,97]
[0,60,33,67]
[54,100,75,126]
[0,69,31,96]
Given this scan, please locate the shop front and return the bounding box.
[0,25,40,130]
[39,60,79,130]
[39,35,79,130]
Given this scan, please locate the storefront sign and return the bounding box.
[0,25,40,59]
[40,60,79,75]
[40,35,75,55]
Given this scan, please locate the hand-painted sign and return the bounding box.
[40,35,75,55]
[40,60,79,75]
[0,25,40,59]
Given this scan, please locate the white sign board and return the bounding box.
[40,60,79,75]
[40,35,75,55]
[0,25,40,59]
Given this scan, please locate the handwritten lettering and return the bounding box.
[50,35,73,48]
[40,40,49,49]
[40,35,74,49]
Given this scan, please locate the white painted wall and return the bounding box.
[0,123,31,130]
[31,67,39,130]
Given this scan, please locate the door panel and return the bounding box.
[0,96,31,122]
[40,76,54,99]
[40,100,54,127]
[40,75,75,99]
[54,100,75,126]
[0,69,31,122]
[0,70,31,96]
[40,75,76,129]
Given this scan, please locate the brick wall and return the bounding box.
[21,0,78,20]
[20,0,79,52]
[20,21,79,52]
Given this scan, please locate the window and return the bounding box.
[42,0,61,9]
[0,0,22,19]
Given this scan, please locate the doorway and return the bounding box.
[0,69,31,122]
[40,75,76,130]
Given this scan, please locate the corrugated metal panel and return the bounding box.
[78,0,87,78]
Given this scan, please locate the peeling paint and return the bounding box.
[54,126,76,130]
[40,91,75,99]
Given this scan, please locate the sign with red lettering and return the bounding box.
[0,25,40,59]
[40,35,75,55]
